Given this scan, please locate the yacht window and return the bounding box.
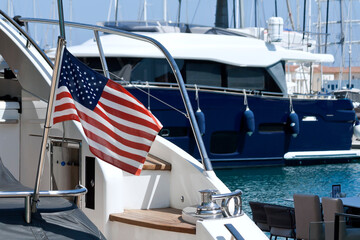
[227,66,265,89]
[131,58,183,83]
[186,61,222,87]
[266,62,286,93]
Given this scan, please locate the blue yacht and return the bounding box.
[59,25,358,168]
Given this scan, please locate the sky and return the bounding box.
[1,0,359,67]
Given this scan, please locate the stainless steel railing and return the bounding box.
[17,16,213,171]
[0,185,87,223]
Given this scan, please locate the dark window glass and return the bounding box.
[186,61,222,87]
[258,123,286,133]
[227,66,265,89]
[210,131,239,154]
[77,57,281,92]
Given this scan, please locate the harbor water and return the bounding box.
[215,162,360,216]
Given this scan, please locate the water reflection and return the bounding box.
[215,163,360,215]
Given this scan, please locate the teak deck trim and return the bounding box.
[143,154,171,171]
[109,208,196,234]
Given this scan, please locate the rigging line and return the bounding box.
[190,0,201,24]
[104,70,188,118]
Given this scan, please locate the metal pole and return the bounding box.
[286,0,295,30]
[325,0,330,53]
[302,0,306,40]
[57,0,65,39]
[339,0,345,89]
[239,0,244,28]
[348,0,352,89]
[275,0,278,17]
[163,0,167,22]
[233,0,236,28]
[94,30,110,79]
[177,0,182,26]
[115,0,119,24]
[32,0,66,212]
[254,0,257,27]
[31,37,65,213]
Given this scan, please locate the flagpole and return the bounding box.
[31,0,66,213]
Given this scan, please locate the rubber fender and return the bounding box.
[244,109,255,136]
[288,112,300,137]
[354,119,360,138]
[195,109,206,135]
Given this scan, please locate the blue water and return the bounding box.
[215,163,360,216]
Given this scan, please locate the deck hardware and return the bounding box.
[182,189,243,224]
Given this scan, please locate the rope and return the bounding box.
[289,95,294,113]
[195,84,200,110]
[243,89,248,108]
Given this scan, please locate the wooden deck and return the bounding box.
[143,154,171,171]
[109,208,196,234]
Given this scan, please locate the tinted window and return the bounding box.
[227,66,265,89]
[186,61,222,87]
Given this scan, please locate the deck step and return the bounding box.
[143,154,171,171]
[109,208,195,234]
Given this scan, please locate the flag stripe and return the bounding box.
[76,102,155,144]
[89,146,143,176]
[94,104,158,139]
[54,102,76,112]
[76,108,152,152]
[83,128,146,163]
[103,82,162,130]
[102,86,156,122]
[98,101,160,133]
[79,118,149,156]
[53,114,80,124]
[101,86,161,130]
[56,91,72,100]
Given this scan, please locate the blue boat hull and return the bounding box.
[127,86,356,167]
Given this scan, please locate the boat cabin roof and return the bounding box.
[63,32,334,68]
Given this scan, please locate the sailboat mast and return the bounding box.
[286,0,295,30]
[302,0,306,40]
[325,0,330,53]
[163,0,167,22]
[177,0,181,25]
[144,0,147,23]
[348,0,352,89]
[115,0,119,23]
[239,0,244,28]
[339,0,345,89]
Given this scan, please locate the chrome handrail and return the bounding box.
[0,185,87,197]
[18,16,213,171]
[212,189,243,217]
[0,11,53,68]
[0,185,87,223]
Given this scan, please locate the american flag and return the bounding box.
[53,47,162,175]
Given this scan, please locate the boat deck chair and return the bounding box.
[264,204,296,240]
[322,197,360,240]
[249,201,270,232]
[293,194,324,240]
